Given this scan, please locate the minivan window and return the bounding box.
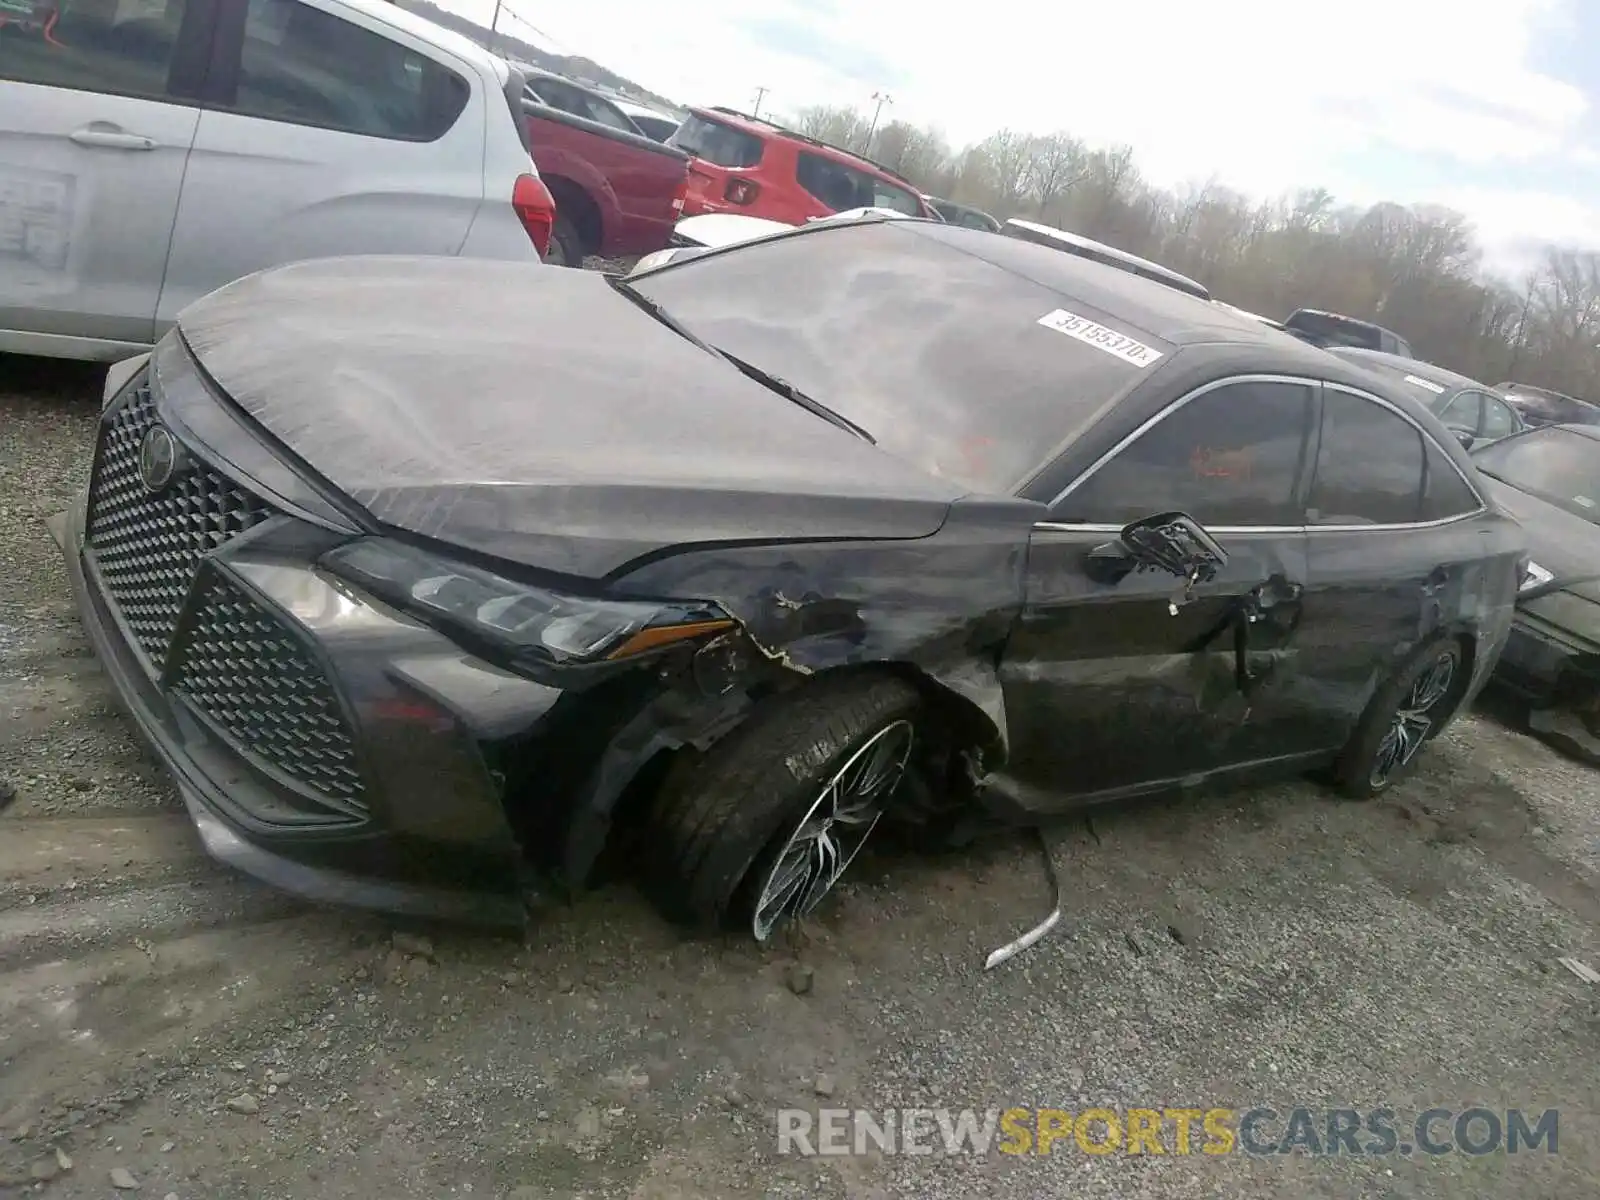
[1054,381,1313,527]
[0,0,188,100]
[1308,391,1426,525]
[226,0,469,141]
[669,115,763,168]
[632,221,1156,494]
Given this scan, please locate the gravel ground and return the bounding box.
[3,354,1600,1200]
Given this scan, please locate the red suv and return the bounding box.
[667,106,940,224]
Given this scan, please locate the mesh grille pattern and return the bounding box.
[171,571,367,810]
[86,380,271,664]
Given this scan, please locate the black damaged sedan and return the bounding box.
[56,218,1525,939]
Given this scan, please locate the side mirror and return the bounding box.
[1452,428,1476,451]
[1084,511,1229,588]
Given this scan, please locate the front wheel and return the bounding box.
[1333,638,1463,799]
[647,673,920,940]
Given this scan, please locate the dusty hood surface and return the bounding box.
[1481,475,1600,594]
[177,256,961,579]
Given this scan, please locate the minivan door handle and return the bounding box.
[69,125,157,151]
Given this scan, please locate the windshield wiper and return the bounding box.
[608,274,724,359]
[717,352,876,444]
[607,276,875,445]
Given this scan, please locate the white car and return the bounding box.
[632,206,915,271]
[1,0,552,361]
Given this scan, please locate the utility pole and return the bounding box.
[865,90,892,150]
[752,86,769,118]
[489,0,504,49]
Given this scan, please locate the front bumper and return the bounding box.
[1492,612,1600,706]
[55,354,574,928]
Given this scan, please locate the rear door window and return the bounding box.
[669,115,762,167]
[1419,437,1482,521]
[1308,390,1426,525]
[226,0,468,141]
[1054,381,1314,527]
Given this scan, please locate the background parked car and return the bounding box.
[667,106,941,224]
[0,0,550,361]
[1282,309,1415,357]
[1470,424,1600,762]
[631,206,917,270]
[924,196,1001,232]
[1324,347,1525,447]
[610,98,683,142]
[519,74,689,265]
[1497,382,1600,428]
[519,67,645,137]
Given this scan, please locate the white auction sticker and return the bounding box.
[1403,374,1446,394]
[1037,308,1163,368]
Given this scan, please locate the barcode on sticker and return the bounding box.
[1037,309,1163,368]
[1404,374,1446,395]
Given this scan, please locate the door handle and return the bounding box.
[70,126,157,151]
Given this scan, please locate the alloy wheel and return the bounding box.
[750,719,914,941]
[1368,648,1459,790]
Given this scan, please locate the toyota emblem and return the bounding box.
[137,424,181,494]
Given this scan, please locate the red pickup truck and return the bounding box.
[522,91,690,266]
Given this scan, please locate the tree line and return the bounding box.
[793,104,1600,399]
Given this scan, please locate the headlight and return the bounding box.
[1520,559,1554,593]
[321,539,733,666]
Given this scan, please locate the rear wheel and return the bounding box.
[545,214,584,267]
[1333,638,1463,799]
[648,673,920,939]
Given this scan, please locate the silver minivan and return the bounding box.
[0,0,550,361]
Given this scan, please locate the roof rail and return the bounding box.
[702,106,916,187]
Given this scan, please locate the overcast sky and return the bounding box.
[444,0,1600,277]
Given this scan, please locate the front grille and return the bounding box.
[86,378,271,665]
[84,368,369,821]
[171,571,367,812]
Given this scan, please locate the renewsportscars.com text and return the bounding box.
[777,1106,1559,1158]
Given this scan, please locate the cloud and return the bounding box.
[451,0,1600,269]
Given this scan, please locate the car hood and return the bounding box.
[1480,475,1600,599]
[176,256,961,579]
[674,212,794,248]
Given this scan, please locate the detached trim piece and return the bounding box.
[983,828,1063,970]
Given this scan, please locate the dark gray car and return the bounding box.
[1324,347,1524,448]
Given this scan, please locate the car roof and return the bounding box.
[345,0,505,73]
[686,106,918,186]
[1001,220,1211,301]
[1323,346,1488,393]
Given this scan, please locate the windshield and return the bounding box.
[1474,427,1600,525]
[629,222,1161,493]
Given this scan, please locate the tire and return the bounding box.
[648,672,921,939]
[1333,637,1464,800]
[546,214,583,268]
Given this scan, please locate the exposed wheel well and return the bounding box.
[542,176,602,257]
[594,661,1000,872]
